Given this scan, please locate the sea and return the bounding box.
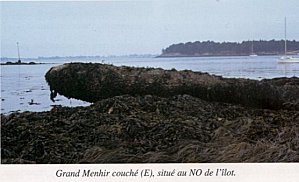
[1,55,299,114]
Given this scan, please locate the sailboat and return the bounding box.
[278,17,299,63]
[249,41,258,57]
[17,42,22,63]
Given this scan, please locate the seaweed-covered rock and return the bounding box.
[1,95,299,163]
[45,63,299,110]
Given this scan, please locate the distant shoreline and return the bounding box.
[157,53,299,58]
[160,40,299,58]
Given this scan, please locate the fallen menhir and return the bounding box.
[45,63,299,110]
[1,63,299,163]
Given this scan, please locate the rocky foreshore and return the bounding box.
[1,63,299,163]
[0,61,41,65]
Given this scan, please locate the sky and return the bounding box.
[1,0,299,58]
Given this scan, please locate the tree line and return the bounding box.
[161,40,299,56]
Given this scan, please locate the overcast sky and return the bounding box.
[1,0,299,58]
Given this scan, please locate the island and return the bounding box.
[159,40,299,57]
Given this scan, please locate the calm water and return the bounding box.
[1,55,299,114]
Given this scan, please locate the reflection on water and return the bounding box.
[1,55,299,113]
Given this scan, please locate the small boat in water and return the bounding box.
[278,56,299,63]
[278,17,299,63]
[249,41,258,57]
[17,42,22,63]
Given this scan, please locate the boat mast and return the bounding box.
[17,42,21,62]
[284,17,287,55]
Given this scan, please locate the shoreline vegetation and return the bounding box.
[1,63,299,163]
[159,40,299,57]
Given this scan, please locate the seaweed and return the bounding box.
[1,95,298,163]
